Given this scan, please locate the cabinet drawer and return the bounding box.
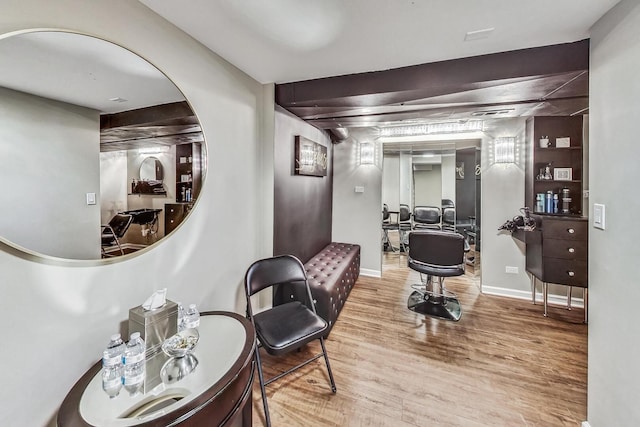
[543,257,587,287]
[543,238,587,260]
[542,219,587,241]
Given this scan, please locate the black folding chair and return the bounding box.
[244,255,337,427]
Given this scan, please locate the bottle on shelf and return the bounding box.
[545,191,553,213]
[123,332,146,396]
[184,304,200,330]
[177,302,187,332]
[101,334,125,398]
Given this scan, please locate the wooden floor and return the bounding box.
[252,252,587,426]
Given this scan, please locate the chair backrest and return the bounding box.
[108,214,133,238]
[408,230,465,267]
[442,199,455,209]
[382,204,390,222]
[399,204,411,222]
[442,207,455,225]
[413,206,441,225]
[245,254,307,297]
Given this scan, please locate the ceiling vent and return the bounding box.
[471,109,514,117]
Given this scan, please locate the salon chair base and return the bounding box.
[407,291,462,321]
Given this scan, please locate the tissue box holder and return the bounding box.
[128,299,178,358]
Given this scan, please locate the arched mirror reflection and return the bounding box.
[139,156,164,182]
[0,31,205,261]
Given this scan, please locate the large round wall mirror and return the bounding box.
[0,31,206,261]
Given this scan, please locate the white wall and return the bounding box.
[332,136,382,276]
[441,152,456,204]
[480,120,531,297]
[588,1,640,425]
[100,151,128,223]
[399,151,412,207]
[0,1,271,425]
[414,166,442,207]
[0,87,101,259]
[382,154,400,211]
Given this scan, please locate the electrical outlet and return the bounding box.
[505,266,519,274]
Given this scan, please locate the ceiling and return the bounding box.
[1,3,621,151]
[140,0,618,84]
[0,31,201,152]
[140,0,619,142]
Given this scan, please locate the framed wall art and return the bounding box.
[294,136,327,177]
[553,167,573,181]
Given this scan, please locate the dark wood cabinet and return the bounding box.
[525,116,584,216]
[521,215,588,321]
[175,142,202,203]
[164,203,193,234]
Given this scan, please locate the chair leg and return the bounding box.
[254,347,271,427]
[114,237,125,255]
[318,337,337,393]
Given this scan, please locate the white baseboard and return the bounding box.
[581,421,591,427]
[360,268,381,278]
[481,285,585,308]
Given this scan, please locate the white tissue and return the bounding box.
[142,288,167,311]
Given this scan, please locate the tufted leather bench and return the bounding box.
[273,242,360,336]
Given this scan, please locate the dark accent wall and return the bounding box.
[273,109,333,264]
[455,148,477,221]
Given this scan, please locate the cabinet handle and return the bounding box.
[567,228,575,234]
[568,248,575,253]
[567,271,575,277]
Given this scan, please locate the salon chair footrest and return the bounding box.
[407,291,462,321]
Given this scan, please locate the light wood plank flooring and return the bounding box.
[252,252,587,426]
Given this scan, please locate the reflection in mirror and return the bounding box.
[0,31,205,261]
[140,157,164,182]
[382,139,481,280]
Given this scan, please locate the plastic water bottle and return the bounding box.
[184,304,200,330]
[101,334,125,398]
[123,332,145,395]
[177,302,187,332]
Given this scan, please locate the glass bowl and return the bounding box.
[161,329,199,358]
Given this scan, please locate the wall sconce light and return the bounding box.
[494,137,515,164]
[359,142,374,165]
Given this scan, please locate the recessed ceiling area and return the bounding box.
[275,40,589,140]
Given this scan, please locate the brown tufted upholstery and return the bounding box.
[273,242,360,336]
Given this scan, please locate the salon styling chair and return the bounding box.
[398,204,412,252]
[412,206,441,230]
[407,230,467,321]
[382,204,400,252]
[100,213,133,257]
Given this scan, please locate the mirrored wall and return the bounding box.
[382,140,481,278]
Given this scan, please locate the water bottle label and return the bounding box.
[102,355,121,367]
[123,373,145,385]
[124,353,145,365]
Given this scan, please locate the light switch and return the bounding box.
[593,203,605,230]
[354,186,365,193]
[86,192,96,205]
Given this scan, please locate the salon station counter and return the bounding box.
[57,312,256,427]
